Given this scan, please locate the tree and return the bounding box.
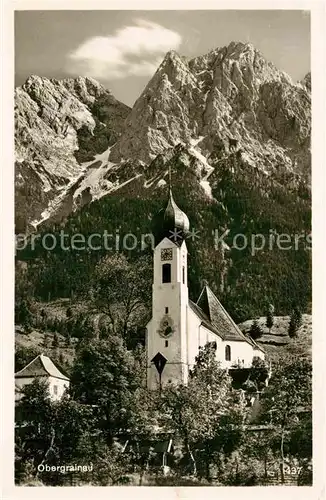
[70,314,94,342]
[65,334,72,347]
[43,332,51,348]
[76,316,96,344]
[294,306,303,329]
[99,324,109,340]
[260,357,312,484]
[160,343,246,481]
[15,263,36,331]
[89,254,152,339]
[249,319,263,340]
[245,357,270,393]
[65,307,74,335]
[16,299,33,334]
[71,314,85,339]
[87,442,132,486]
[52,332,59,348]
[266,304,274,333]
[66,307,73,319]
[288,306,302,338]
[15,379,55,483]
[40,308,47,327]
[233,431,275,485]
[121,386,159,485]
[15,380,103,485]
[70,337,144,444]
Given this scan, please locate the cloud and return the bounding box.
[66,19,182,80]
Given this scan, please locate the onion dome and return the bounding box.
[152,189,190,245]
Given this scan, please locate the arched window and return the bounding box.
[225,345,231,361]
[162,263,171,283]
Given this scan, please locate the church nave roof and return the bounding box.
[190,285,264,351]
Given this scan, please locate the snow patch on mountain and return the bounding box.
[73,146,115,200]
[109,174,143,193]
[157,179,167,188]
[200,180,213,199]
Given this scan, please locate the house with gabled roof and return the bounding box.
[15,353,70,401]
[146,188,265,390]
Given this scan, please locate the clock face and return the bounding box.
[157,315,175,338]
[161,248,173,261]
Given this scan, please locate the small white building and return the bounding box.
[146,189,265,390]
[15,353,70,401]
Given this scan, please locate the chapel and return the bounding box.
[146,189,265,390]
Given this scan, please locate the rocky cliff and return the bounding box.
[15,42,311,232]
[110,42,310,178]
[15,75,130,232]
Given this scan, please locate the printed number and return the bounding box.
[284,466,302,475]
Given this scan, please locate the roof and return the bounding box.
[163,189,190,234]
[190,285,264,351]
[15,354,70,381]
[152,189,190,246]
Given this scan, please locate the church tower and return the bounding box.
[146,189,190,390]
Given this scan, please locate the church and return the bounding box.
[146,189,265,390]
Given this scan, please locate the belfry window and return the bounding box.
[225,345,231,361]
[162,263,171,283]
[182,266,185,284]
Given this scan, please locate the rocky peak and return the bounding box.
[156,50,195,87]
[15,76,129,232]
[109,48,202,164]
[61,76,111,105]
[110,41,310,178]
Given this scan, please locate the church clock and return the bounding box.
[161,248,173,261]
[157,315,175,338]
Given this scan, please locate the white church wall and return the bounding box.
[220,340,261,369]
[186,307,224,369]
[186,307,202,368]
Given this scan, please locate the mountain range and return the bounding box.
[15,41,311,322]
[15,41,310,233]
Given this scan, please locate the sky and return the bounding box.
[15,10,310,107]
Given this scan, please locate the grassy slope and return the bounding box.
[238,314,312,363]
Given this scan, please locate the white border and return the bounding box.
[1,1,325,499]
